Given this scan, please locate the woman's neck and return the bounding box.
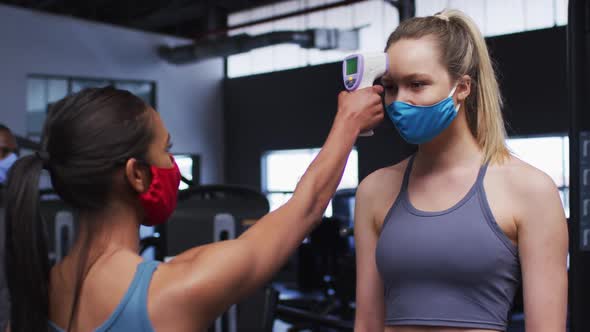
[69,203,142,265]
[415,111,483,171]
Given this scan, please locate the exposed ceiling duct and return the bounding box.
[0,0,415,39]
[157,0,415,65]
[0,0,288,39]
[158,28,360,65]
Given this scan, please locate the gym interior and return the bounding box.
[0,0,588,331]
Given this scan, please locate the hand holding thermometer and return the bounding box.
[342,52,389,136]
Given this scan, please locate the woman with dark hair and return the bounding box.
[4,85,384,332]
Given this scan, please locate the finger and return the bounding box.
[374,105,385,115]
[371,85,384,94]
[372,94,383,105]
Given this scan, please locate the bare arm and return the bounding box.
[517,171,568,331]
[353,175,386,331]
[172,86,384,324]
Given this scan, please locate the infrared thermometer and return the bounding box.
[342,52,388,136]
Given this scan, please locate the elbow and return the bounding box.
[354,308,384,332]
[354,319,383,332]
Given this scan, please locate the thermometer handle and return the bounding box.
[358,82,375,137]
[359,129,374,137]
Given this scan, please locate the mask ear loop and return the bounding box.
[448,83,461,112]
[448,84,458,98]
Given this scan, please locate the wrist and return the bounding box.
[333,111,361,137]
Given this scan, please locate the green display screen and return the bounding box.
[346,57,358,75]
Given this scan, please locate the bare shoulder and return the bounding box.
[147,258,204,330]
[151,240,250,299]
[357,158,409,196]
[491,155,559,196]
[356,157,411,230]
[148,241,254,330]
[490,155,564,226]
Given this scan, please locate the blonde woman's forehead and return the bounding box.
[386,38,449,81]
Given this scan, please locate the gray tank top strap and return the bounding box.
[474,162,519,256]
[400,154,417,192]
[475,160,490,189]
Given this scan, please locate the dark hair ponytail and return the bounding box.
[5,154,50,332]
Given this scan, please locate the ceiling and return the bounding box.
[0,0,290,39]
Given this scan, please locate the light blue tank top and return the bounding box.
[375,155,521,331]
[49,260,160,332]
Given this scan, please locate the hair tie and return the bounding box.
[434,13,450,22]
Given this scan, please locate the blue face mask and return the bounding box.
[0,153,17,184]
[386,85,460,144]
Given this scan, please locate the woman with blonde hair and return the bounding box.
[354,9,568,332]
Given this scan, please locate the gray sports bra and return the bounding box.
[375,155,520,331]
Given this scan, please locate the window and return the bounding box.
[173,154,200,190]
[262,147,358,216]
[26,78,68,138]
[506,135,569,217]
[26,75,156,139]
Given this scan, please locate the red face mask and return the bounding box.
[139,156,181,226]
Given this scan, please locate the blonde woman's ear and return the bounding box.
[456,75,472,102]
